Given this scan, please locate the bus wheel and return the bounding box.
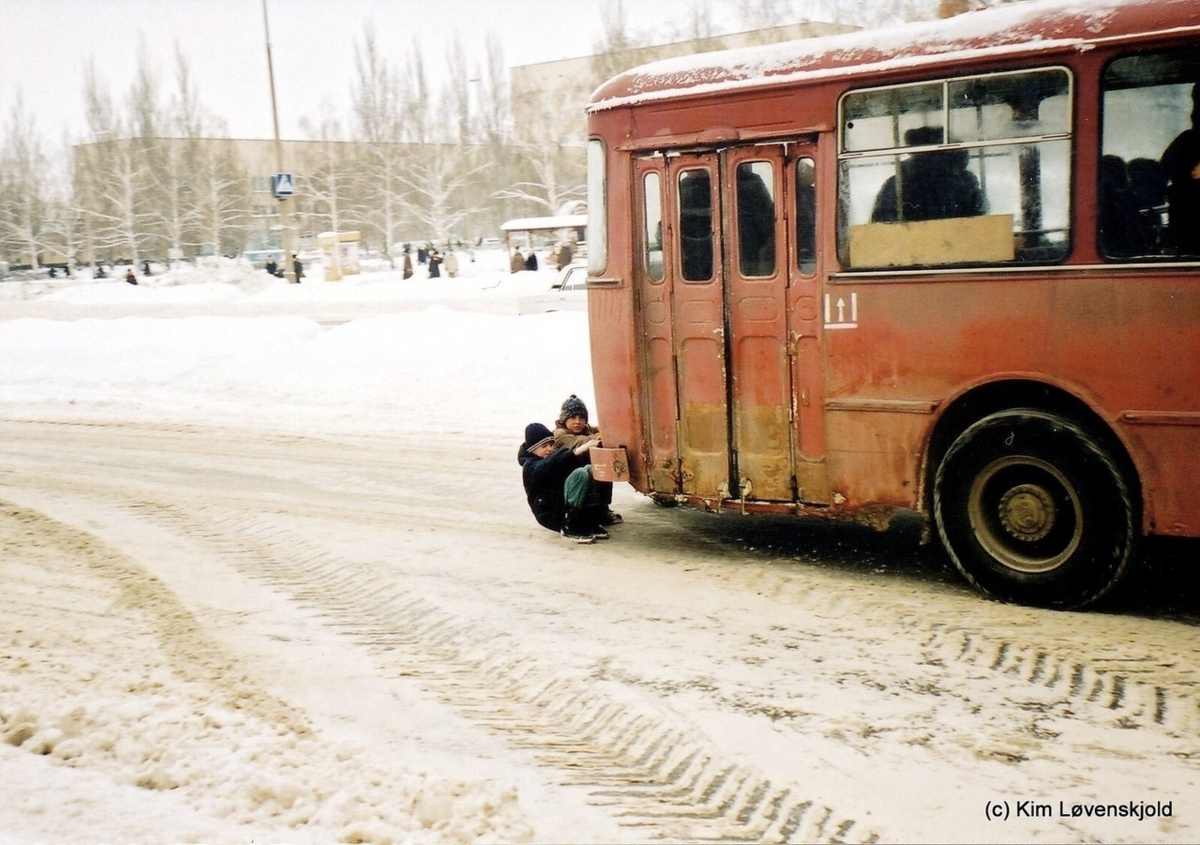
[933,410,1137,609]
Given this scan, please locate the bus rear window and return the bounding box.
[839,68,1072,269]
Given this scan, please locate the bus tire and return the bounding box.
[933,410,1137,609]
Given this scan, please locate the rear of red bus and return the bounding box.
[584,0,1200,608]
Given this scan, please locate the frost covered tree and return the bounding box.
[492,108,586,219]
[298,104,356,238]
[76,61,154,267]
[155,49,210,262]
[391,38,488,243]
[39,140,87,274]
[0,96,51,269]
[349,24,410,259]
[191,136,247,259]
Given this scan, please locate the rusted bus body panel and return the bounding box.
[586,280,645,479]
[819,271,1200,533]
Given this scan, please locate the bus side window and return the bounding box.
[1102,51,1200,260]
[678,169,714,281]
[736,161,776,277]
[643,171,664,281]
[795,157,816,275]
[838,69,1071,269]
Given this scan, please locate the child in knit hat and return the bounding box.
[552,395,621,526]
[553,394,601,450]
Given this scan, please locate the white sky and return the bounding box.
[1,0,717,143]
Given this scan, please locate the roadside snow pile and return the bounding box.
[0,306,591,438]
[37,257,272,304]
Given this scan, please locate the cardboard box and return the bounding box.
[591,447,631,483]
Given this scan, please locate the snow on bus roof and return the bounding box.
[587,0,1200,113]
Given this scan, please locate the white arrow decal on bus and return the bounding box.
[824,292,858,329]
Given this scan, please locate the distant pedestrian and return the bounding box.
[124,268,137,285]
[292,254,304,282]
[525,250,539,271]
[402,248,414,279]
[510,248,525,274]
[443,249,458,277]
[555,241,574,271]
[428,248,443,278]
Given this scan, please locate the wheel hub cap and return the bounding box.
[998,484,1056,542]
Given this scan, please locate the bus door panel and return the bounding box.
[724,145,795,502]
[669,156,730,498]
[633,159,680,494]
[789,149,831,505]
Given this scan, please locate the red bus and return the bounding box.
[583,0,1200,609]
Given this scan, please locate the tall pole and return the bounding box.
[262,0,297,282]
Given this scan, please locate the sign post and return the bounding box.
[262,0,297,283]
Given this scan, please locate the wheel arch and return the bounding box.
[920,379,1144,528]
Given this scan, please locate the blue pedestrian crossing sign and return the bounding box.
[273,172,294,198]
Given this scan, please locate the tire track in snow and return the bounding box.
[137,499,878,844]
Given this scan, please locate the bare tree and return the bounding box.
[737,0,796,29]
[350,23,409,258]
[155,47,207,261]
[399,37,433,146]
[192,135,247,258]
[494,128,586,218]
[398,141,488,244]
[298,103,355,237]
[40,138,88,275]
[476,32,510,148]
[391,37,488,242]
[590,0,651,84]
[0,95,51,269]
[77,61,155,266]
[446,36,473,147]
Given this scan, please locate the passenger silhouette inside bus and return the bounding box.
[1161,82,1200,256]
[871,126,987,223]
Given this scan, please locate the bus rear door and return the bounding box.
[633,143,828,505]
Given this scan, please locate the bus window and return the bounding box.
[678,169,714,281]
[736,161,776,277]
[587,139,608,273]
[839,69,1071,269]
[643,171,664,281]
[1102,50,1200,259]
[795,157,816,275]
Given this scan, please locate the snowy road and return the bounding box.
[2,415,1198,843]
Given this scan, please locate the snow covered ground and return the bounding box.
[0,252,599,843]
[0,249,585,439]
[0,251,1197,844]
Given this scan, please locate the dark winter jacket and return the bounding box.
[518,442,589,532]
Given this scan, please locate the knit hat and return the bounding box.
[524,422,554,452]
[559,394,589,423]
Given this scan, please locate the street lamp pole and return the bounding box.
[262,0,297,283]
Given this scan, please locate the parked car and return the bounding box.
[516,261,589,314]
